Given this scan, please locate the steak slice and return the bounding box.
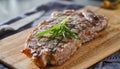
[22,9,107,67]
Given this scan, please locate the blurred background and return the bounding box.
[1,0,120,23]
[1,0,120,24]
[0,0,102,24]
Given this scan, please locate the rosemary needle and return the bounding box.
[35,17,80,40]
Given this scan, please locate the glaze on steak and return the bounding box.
[22,9,107,67]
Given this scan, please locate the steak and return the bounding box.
[22,9,107,67]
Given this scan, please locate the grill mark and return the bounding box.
[51,37,63,52]
[28,10,107,57]
[51,21,77,52]
[51,15,93,51]
[51,14,101,49]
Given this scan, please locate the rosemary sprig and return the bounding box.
[35,17,80,40]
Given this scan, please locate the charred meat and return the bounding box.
[22,9,107,67]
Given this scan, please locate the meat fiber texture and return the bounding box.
[22,9,107,67]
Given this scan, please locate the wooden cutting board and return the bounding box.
[0,6,120,69]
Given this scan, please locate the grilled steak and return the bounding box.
[22,9,107,67]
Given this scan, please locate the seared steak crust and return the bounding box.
[22,9,107,67]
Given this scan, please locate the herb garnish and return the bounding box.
[35,17,80,40]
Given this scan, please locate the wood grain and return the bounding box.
[0,6,120,69]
